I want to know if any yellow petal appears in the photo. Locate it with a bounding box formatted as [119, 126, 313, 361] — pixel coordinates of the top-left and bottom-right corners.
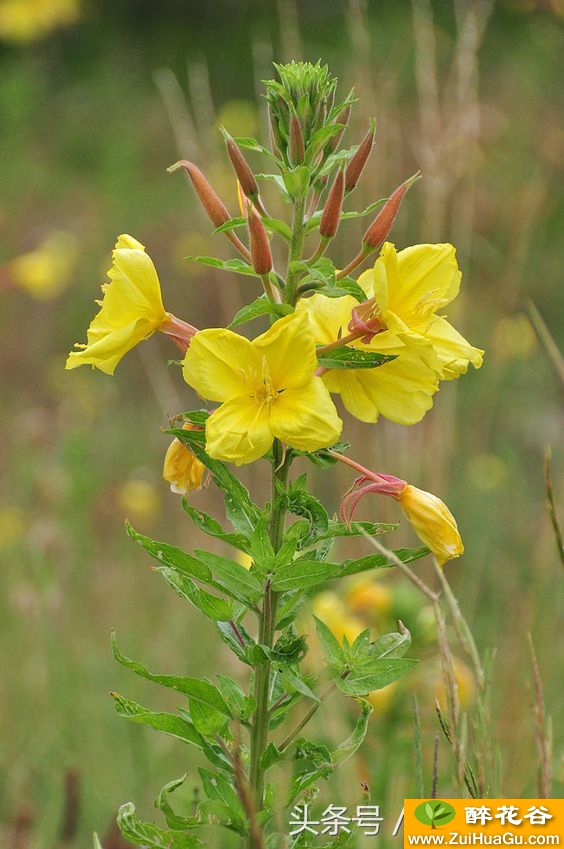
[425, 316, 484, 379]
[325, 342, 438, 425]
[205, 395, 273, 465]
[399, 484, 464, 565]
[269, 377, 342, 451]
[377, 242, 461, 330]
[295, 293, 354, 345]
[253, 311, 317, 390]
[182, 329, 259, 402]
[65, 235, 166, 374]
[65, 318, 153, 375]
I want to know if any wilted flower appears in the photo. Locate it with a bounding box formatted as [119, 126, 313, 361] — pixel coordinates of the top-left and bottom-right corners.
[181, 312, 342, 464]
[163, 425, 206, 495]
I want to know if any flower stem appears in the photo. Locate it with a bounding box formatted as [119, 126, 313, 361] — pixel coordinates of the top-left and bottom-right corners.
[284, 193, 307, 305]
[248, 440, 290, 832]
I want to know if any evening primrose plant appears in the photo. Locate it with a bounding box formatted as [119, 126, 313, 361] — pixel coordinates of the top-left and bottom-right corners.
[67, 62, 483, 848]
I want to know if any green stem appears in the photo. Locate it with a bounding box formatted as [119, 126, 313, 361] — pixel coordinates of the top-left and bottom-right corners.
[248, 441, 290, 832]
[284, 193, 306, 305]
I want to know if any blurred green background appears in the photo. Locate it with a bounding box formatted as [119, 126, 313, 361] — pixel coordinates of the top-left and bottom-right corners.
[0, 0, 563, 846]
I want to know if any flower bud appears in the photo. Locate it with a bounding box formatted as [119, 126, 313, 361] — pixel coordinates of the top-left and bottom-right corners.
[345, 119, 376, 193]
[163, 424, 206, 495]
[319, 168, 345, 239]
[246, 203, 272, 276]
[363, 172, 420, 250]
[398, 484, 464, 566]
[289, 111, 305, 165]
[221, 128, 260, 202]
[167, 160, 230, 228]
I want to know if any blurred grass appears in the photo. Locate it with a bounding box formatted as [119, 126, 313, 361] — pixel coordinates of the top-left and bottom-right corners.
[0, 0, 563, 846]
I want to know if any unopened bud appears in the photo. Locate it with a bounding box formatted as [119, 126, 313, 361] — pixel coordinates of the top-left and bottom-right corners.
[319, 168, 345, 239]
[168, 160, 230, 228]
[268, 105, 282, 159]
[345, 119, 376, 193]
[363, 172, 420, 250]
[289, 112, 305, 165]
[246, 203, 272, 276]
[221, 128, 260, 201]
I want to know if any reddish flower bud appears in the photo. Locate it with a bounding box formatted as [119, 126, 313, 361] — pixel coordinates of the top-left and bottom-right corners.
[363, 172, 420, 250]
[246, 203, 272, 276]
[221, 128, 260, 201]
[345, 119, 376, 192]
[168, 160, 230, 228]
[160, 313, 198, 353]
[319, 168, 345, 239]
[289, 113, 305, 165]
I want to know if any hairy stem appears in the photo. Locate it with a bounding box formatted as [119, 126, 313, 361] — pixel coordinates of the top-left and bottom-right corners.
[248, 440, 290, 835]
[284, 193, 307, 305]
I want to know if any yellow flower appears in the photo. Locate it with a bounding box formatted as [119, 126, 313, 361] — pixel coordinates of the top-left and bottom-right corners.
[118, 479, 159, 523]
[297, 293, 439, 424]
[359, 241, 484, 380]
[398, 484, 463, 565]
[344, 577, 393, 618]
[0, 0, 80, 43]
[65, 235, 167, 375]
[9, 231, 78, 301]
[163, 425, 206, 495]
[181, 311, 342, 465]
[235, 551, 253, 570]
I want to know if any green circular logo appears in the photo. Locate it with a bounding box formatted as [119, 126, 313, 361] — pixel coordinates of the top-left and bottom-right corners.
[415, 800, 456, 828]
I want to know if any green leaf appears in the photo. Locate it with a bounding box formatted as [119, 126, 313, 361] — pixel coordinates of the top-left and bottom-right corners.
[314, 616, 345, 672]
[249, 515, 275, 570]
[158, 567, 234, 621]
[318, 275, 368, 302]
[117, 802, 203, 848]
[216, 620, 255, 664]
[184, 255, 258, 277]
[369, 626, 412, 659]
[282, 165, 310, 197]
[93, 835, 103, 849]
[261, 742, 284, 770]
[256, 173, 291, 202]
[317, 346, 396, 370]
[112, 693, 205, 748]
[199, 768, 245, 831]
[154, 776, 203, 831]
[305, 198, 387, 233]
[294, 441, 350, 469]
[313, 519, 397, 543]
[213, 216, 245, 234]
[341, 545, 430, 576]
[305, 123, 346, 163]
[126, 523, 211, 583]
[337, 658, 417, 696]
[425, 803, 434, 821]
[169, 427, 261, 535]
[216, 675, 255, 722]
[229, 296, 293, 328]
[333, 699, 373, 764]
[181, 501, 250, 552]
[233, 136, 277, 160]
[271, 559, 344, 592]
[195, 550, 263, 604]
[279, 666, 320, 703]
[261, 216, 293, 241]
[112, 633, 230, 719]
[281, 478, 329, 547]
